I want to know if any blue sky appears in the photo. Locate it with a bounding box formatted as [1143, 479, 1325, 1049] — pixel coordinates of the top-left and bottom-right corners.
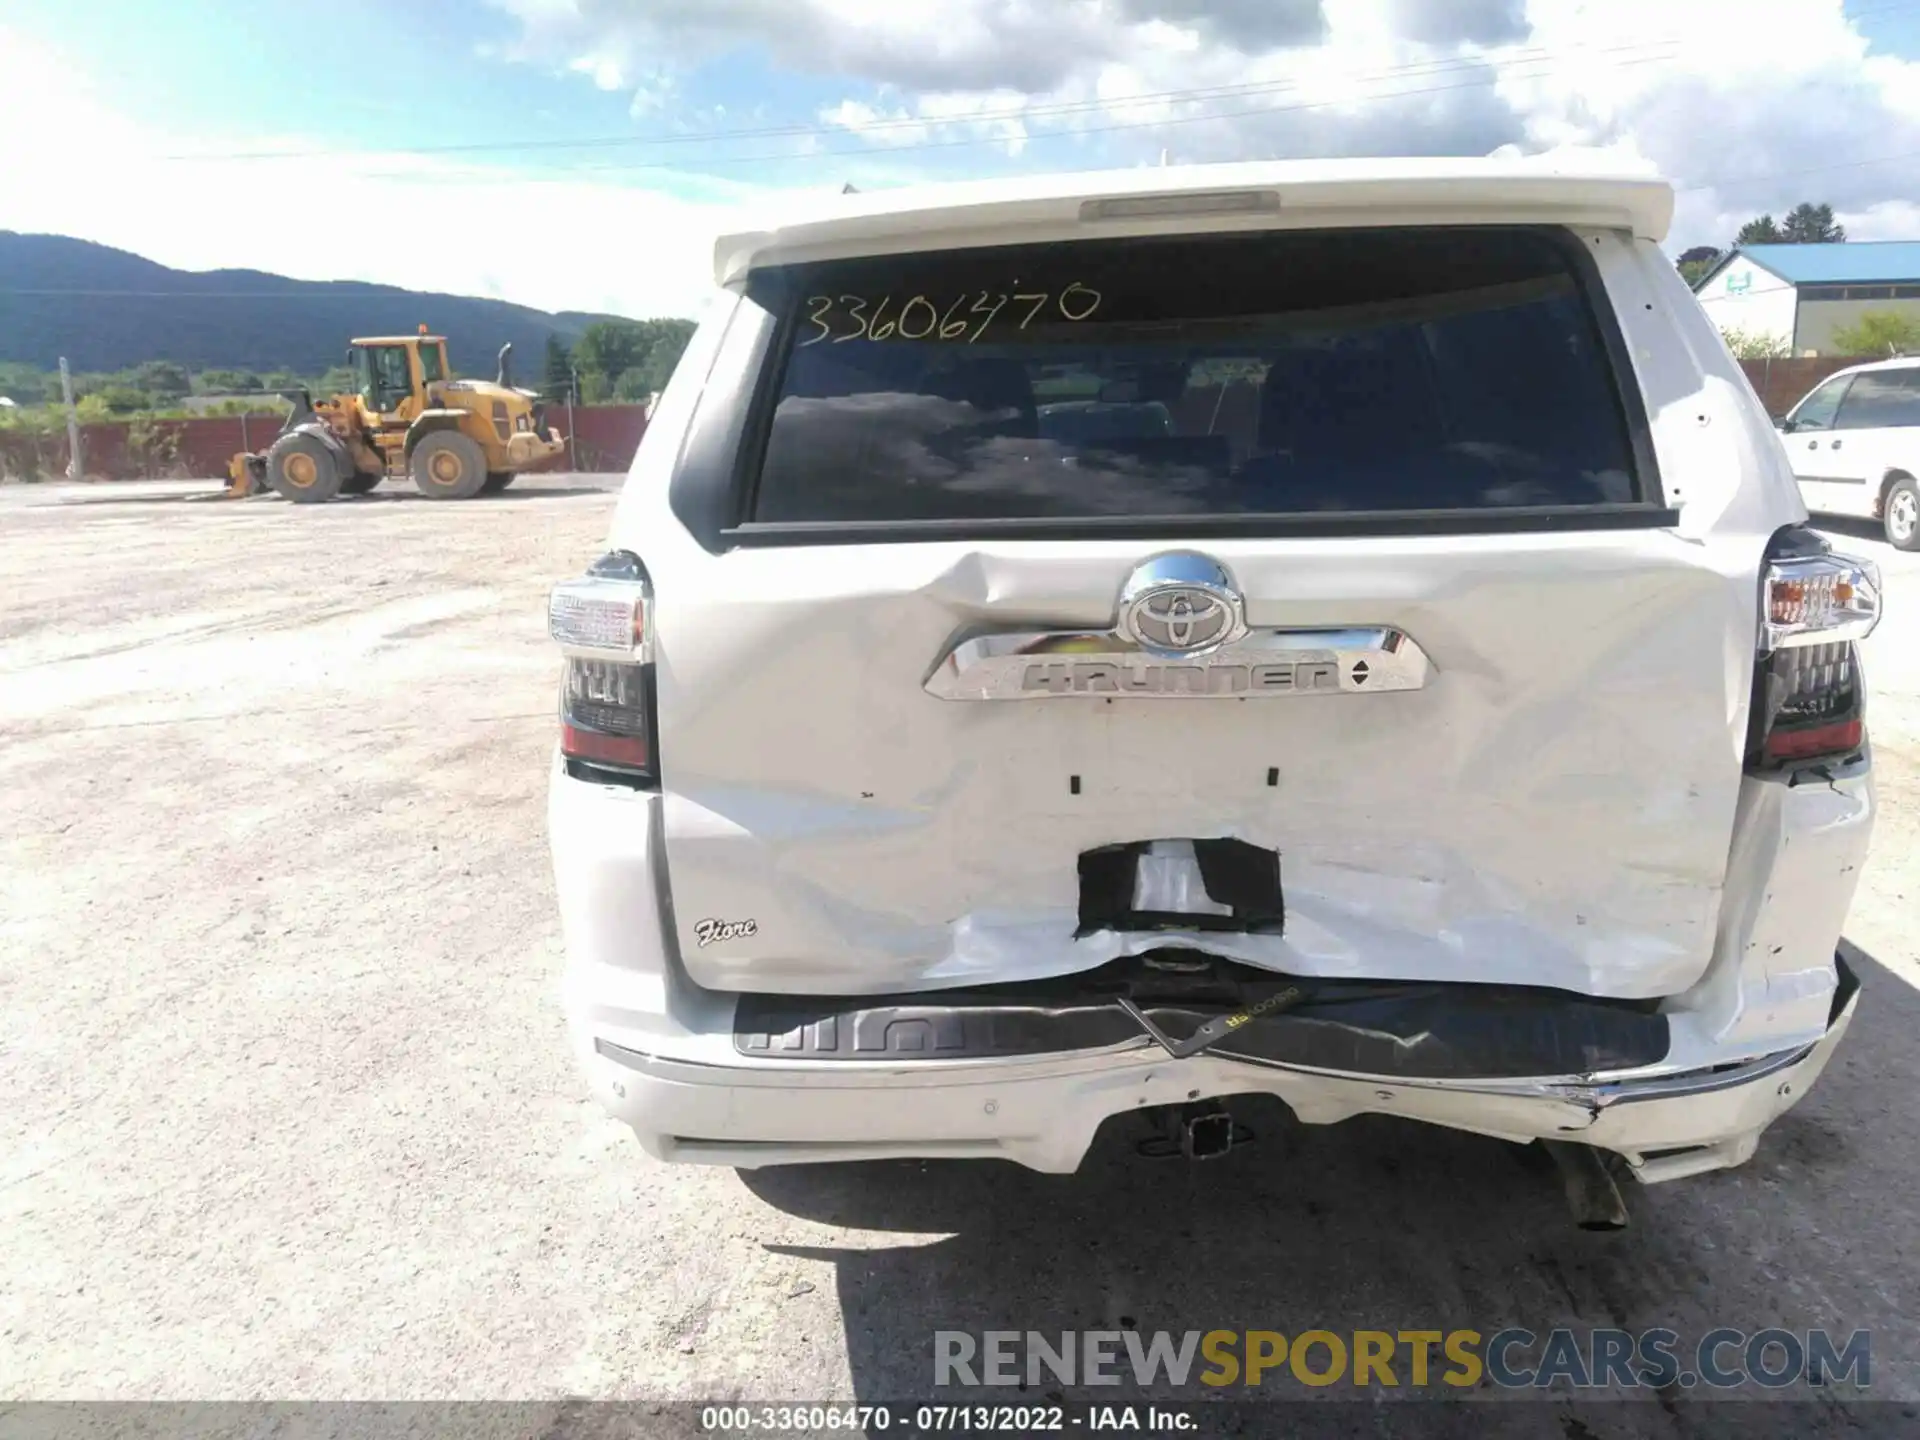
[6, 0, 1920, 317]
[5, 0, 831, 190]
[0, 0, 1136, 193]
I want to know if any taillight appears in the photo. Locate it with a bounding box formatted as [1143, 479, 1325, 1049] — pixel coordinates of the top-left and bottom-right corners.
[548, 550, 655, 786]
[1747, 529, 1880, 773]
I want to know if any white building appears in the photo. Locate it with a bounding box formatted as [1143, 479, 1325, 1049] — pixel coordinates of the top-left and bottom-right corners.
[1694, 241, 1920, 354]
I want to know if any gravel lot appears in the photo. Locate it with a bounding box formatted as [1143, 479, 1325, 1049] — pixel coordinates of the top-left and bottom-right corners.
[3, 476, 1918, 1425]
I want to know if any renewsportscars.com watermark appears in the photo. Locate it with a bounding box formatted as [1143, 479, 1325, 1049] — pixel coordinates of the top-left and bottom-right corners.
[935, 1328, 1871, 1391]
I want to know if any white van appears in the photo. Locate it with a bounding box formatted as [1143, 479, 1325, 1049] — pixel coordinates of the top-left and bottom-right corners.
[545, 158, 1880, 1218]
[1777, 355, 1920, 550]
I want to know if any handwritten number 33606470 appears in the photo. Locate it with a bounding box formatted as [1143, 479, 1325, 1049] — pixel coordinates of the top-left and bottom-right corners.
[797, 283, 1103, 346]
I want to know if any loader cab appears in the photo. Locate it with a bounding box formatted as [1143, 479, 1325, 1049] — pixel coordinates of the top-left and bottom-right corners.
[348, 335, 447, 419]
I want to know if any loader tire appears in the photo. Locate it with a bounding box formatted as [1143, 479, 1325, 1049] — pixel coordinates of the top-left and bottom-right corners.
[480, 471, 516, 494]
[410, 431, 489, 500]
[266, 432, 343, 504]
[339, 472, 382, 495]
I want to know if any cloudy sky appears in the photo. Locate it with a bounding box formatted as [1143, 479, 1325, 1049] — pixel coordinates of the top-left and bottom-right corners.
[4, 0, 1920, 319]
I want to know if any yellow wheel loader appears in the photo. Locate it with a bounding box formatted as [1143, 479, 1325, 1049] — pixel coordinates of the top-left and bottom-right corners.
[227, 329, 566, 503]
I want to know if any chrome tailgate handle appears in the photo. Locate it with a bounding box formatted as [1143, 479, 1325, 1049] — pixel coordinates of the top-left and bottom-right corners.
[925, 624, 1432, 700]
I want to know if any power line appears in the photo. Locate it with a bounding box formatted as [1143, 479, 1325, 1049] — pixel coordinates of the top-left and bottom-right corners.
[160, 0, 1918, 168]
[345, 45, 1695, 180]
[363, 15, 1920, 179]
[1676, 146, 1920, 193]
[164, 35, 1678, 162]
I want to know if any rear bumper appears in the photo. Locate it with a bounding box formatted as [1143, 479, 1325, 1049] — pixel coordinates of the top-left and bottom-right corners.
[551, 757, 1871, 1181]
[571, 958, 1855, 1182]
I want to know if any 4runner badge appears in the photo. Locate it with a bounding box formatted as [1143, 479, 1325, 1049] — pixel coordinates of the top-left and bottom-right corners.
[922, 552, 1434, 701]
[694, 917, 758, 947]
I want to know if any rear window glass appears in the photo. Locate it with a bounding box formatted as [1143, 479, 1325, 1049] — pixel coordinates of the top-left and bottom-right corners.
[747, 228, 1644, 523]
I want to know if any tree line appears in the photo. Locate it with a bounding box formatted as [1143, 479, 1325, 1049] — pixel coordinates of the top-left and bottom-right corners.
[0, 359, 337, 417]
[0, 316, 697, 419]
[1675, 201, 1847, 285]
[540, 318, 697, 404]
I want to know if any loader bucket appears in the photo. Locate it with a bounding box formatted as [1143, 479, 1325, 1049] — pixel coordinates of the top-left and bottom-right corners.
[223, 453, 267, 498]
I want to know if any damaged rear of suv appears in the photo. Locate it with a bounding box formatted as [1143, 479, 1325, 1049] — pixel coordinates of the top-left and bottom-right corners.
[548, 158, 1880, 1208]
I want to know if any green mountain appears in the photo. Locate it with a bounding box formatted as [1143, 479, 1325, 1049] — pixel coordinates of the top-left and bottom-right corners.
[0, 231, 625, 376]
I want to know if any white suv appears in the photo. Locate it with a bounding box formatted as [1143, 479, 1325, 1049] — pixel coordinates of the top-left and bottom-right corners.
[1777, 356, 1920, 550]
[546, 159, 1880, 1216]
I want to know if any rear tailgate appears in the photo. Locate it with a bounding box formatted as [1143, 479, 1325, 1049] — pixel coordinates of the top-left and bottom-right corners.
[646, 213, 1758, 1000]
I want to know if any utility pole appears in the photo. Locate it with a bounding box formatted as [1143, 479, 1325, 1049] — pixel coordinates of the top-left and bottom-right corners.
[568, 366, 580, 472]
[59, 357, 82, 481]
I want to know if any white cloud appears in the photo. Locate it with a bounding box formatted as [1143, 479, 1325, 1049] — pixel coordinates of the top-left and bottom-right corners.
[491, 0, 1149, 95]
[1842, 200, 1920, 240]
[0, 25, 756, 319]
[491, 0, 1920, 254]
[572, 54, 628, 90]
[821, 91, 1034, 155]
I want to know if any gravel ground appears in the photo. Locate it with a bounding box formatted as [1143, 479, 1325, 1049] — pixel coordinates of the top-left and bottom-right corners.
[2, 476, 1918, 1428]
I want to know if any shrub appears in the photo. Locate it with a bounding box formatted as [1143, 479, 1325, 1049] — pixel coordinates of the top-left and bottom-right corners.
[1827, 311, 1920, 357]
[1719, 326, 1792, 359]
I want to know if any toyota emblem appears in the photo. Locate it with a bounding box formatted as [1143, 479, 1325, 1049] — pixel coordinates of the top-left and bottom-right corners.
[1117, 553, 1246, 655]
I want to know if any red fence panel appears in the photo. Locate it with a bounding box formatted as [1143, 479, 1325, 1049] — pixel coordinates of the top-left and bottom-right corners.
[1, 405, 652, 481]
[552, 404, 649, 474]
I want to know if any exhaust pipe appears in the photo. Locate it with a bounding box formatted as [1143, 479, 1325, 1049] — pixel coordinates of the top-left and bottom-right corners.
[1540, 1140, 1629, 1231]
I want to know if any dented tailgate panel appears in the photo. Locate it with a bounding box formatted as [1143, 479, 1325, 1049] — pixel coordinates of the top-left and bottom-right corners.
[649, 528, 1760, 999]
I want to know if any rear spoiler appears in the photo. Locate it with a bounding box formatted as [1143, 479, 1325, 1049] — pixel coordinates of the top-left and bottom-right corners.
[715, 158, 1674, 283]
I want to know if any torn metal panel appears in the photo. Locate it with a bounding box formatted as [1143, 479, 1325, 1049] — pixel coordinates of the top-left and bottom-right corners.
[1078, 838, 1285, 938]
